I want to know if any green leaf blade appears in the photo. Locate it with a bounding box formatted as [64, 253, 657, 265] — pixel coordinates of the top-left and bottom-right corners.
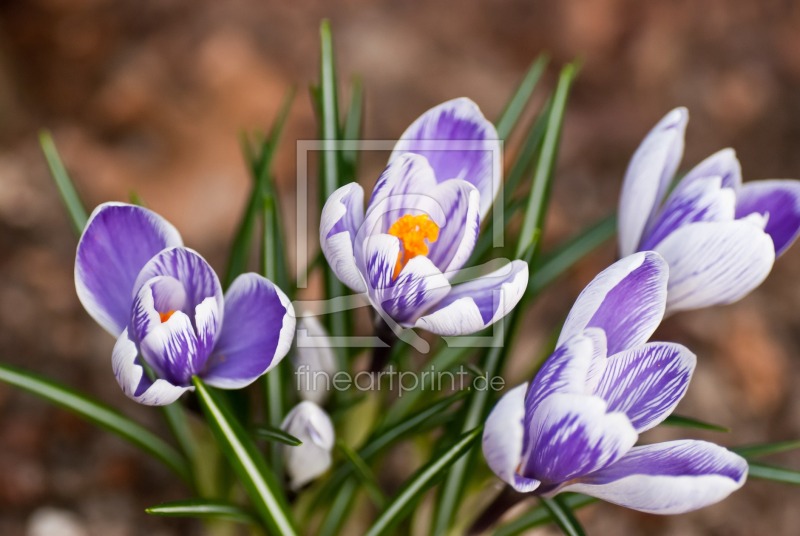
[661, 414, 730, 433]
[748, 461, 800, 486]
[253, 425, 302, 446]
[495, 55, 549, 140]
[495, 494, 596, 536]
[39, 130, 89, 234]
[146, 499, 257, 524]
[539, 496, 586, 536]
[735, 440, 800, 460]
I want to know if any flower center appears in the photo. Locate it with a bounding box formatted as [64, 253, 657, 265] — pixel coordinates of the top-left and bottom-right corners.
[159, 310, 176, 323]
[387, 214, 439, 279]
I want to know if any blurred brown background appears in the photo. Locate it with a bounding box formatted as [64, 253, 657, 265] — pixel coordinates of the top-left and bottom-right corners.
[2, 0, 800, 534]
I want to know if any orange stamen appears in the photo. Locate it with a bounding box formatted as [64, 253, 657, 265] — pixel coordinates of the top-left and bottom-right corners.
[159, 310, 176, 323]
[387, 214, 439, 279]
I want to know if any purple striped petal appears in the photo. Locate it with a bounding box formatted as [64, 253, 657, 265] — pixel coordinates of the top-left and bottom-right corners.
[735, 179, 800, 256]
[593, 343, 696, 433]
[655, 217, 775, 314]
[564, 440, 748, 514]
[138, 310, 200, 386]
[320, 182, 367, 293]
[618, 108, 688, 256]
[640, 175, 736, 251]
[482, 383, 541, 493]
[130, 276, 188, 343]
[415, 260, 528, 336]
[75, 203, 183, 336]
[390, 98, 500, 217]
[519, 393, 637, 485]
[680, 148, 742, 191]
[111, 328, 192, 406]
[558, 252, 668, 355]
[524, 332, 598, 418]
[132, 247, 224, 324]
[425, 180, 481, 275]
[203, 273, 295, 389]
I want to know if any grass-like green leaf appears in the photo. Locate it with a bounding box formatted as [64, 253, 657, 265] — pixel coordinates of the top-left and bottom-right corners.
[0, 364, 190, 483]
[224, 90, 294, 288]
[748, 461, 800, 485]
[516, 63, 578, 260]
[365, 426, 482, 536]
[734, 439, 800, 459]
[253, 425, 302, 446]
[39, 130, 89, 234]
[341, 75, 364, 179]
[318, 479, 358, 536]
[539, 496, 586, 536]
[319, 19, 341, 198]
[336, 441, 387, 509]
[146, 499, 257, 524]
[527, 213, 616, 298]
[495, 55, 549, 140]
[495, 494, 596, 536]
[661, 414, 730, 433]
[192, 377, 297, 535]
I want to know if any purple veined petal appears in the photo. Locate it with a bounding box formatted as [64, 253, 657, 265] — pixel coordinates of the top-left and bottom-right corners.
[281, 401, 335, 490]
[195, 297, 221, 367]
[558, 251, 668, 355]
[655, 217, 775, 314]
[593, 343, 696, 433]
[75, 202, 183, 337]
[640, 175, 736, 251]
[482, 383, 541, 493]
[414, 260, 528, 336]
[618, 108, 688, 256]
[320, 182, 368, 293]
[735, 179, 800, 256]
[138, 310, 200, 387]
[563, 440, 748, 514]
[112, 328, 193, 406]
[130, 275, 189, 343]
[365, 153, 439, 232]
[203, 273, 295, 389]
[425, 180, 481, 276]
[133, 247, 224, 326]
[519, 393, 637, 486]
[376, 254, 451, 326]
[680, 148, 742, 191]
[390, 98, 501, 218]
[524, 331, 600, 418]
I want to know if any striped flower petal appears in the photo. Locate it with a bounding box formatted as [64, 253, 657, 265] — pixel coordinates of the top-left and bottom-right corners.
[320, 182, 367, 293]
[735, 179, 800, 256]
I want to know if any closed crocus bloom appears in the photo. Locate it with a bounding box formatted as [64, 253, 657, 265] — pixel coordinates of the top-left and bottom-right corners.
[320, 99, 528, 336]
[281, 401, 335, 490]
[75, 203, 295, 405]
[618, 108, 800, 314]
[293, 316, 337, 404]
[482, 252, 747, 514]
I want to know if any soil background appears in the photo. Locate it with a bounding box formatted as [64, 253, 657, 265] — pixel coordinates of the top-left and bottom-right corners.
[1, 1, 800, 534]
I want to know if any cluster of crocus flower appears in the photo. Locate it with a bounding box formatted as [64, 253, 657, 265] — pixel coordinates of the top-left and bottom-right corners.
[75, 203, 295, 405]
[482, 252, 748, 513]
[320, 98, 528, 336]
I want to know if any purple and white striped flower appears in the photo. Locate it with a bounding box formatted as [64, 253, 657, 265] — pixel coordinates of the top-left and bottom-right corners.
[75, 202, 295, 406]
[482, 252, 747, 514]
[281, 401, 335, 490]
[320, 98, 528, 336]
[618, 108, 800, 313]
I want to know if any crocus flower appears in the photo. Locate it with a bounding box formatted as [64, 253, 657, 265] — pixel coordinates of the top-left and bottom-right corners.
[281, 401, 335, 490]
[618, 108, 800, 313]
[75, 202, 295, 405]
[320, 98, 528, 336]
[482, 252, 747, 514]
[293, 316, 338, 404]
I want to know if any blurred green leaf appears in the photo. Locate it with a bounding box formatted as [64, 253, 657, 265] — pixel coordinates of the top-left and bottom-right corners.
[318, 479, 358, 536]
[748, 461, 800, 485]
[224, 89, 294, 288]
[662, 414, 730, 433]
[39, 130, 88, 234]
[494, 494, 596, 536]
[319, 19, 341, 197]
[253, 425, 302, 446]
[0, 364, 190, 483]
[365, 427, 482, 536]
[495, 55, 549, 140]
[735, 440, 800, 459]
[337, 441, 387, 509]
[341, 75, 364, 180]
[539, 496, 586, 536]
[192, 377, 297, 535]
[527, 213, 616, 298]
[146, 499, 257, 524]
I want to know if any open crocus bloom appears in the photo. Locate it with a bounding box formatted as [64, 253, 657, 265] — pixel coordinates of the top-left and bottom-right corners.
[482, 252, 748, 514]
[75, 203, 295, 405]
[320, 98, 528, 336]
[618, 107, 800, 314]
